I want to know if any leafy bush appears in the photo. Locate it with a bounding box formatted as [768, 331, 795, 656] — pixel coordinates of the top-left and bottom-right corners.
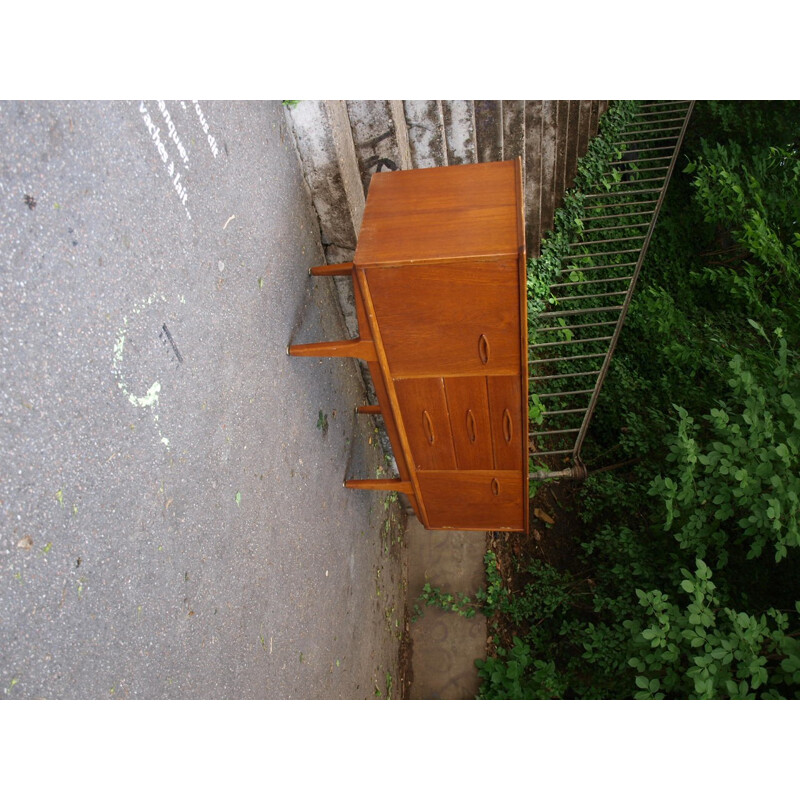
[650, 337, 800, 567]
[625, 559, 800, 699]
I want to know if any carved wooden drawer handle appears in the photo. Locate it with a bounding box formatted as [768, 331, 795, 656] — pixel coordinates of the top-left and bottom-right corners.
[503, 408, 513, 443]
[491, 478, 500, 496]
[478, 334, 490, 365]
[466, 409, 477, 443]
[422, 410, 435, 445]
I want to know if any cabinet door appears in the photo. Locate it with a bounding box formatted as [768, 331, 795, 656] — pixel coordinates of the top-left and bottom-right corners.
[417, 470, 525, 531]
[365, 261, 521, 378]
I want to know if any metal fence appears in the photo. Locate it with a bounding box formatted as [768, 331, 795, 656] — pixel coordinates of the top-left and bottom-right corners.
[529, 101, 696, 480]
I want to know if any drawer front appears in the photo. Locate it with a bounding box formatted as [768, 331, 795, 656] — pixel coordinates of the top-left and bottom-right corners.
[488, 376, 524, 471]
[394, 378, 456, 471]
[364, 261, 521, 377]
[444, 377, 493, 470]
[417, 470, 525, 531]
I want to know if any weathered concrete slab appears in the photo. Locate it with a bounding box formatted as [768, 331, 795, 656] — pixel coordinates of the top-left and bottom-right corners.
[475, 100, 503, 163]
[524, 100, 544, 257]
[346, 100, 410, 197]
[540, 100, 559, 237]
[503, 100, 526, 170]
[325, 100, 366, 241]
[284, 100, 358, 256]
[403, 101, 447, 169]
[406, 518, 486, 700]
[442, 101, 476, 165]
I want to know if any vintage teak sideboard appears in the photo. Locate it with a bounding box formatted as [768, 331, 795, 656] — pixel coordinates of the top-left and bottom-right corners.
[289, 159, 529, 531]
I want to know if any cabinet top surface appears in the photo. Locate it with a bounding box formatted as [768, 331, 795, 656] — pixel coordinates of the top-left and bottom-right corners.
[355, 160, 524, 266]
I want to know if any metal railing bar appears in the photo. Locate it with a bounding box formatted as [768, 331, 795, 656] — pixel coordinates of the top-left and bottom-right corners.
[603, 166, 671, 176]
[580, 209, 656, 222]
[532, 366, 604, 379]
[612, 131, 680, 145]
[530, 370, 602, 382]
[538, 304, 625, 318]
[576, 222, 651, 234]
[530, 448, 576, 456]
[608, 155, 673, 166]
[626, 116, 688, 125]
[583, 187, 664, 199]
[582, 199, 660, 211]
[609, 178, 670, 189]
[535, 319, 619, 333]
[609, 144, 678, 153]
[614, 168, 670, 177]
[552, 289, 629, 303]
[634, 105, 691, 114]
[531, 427, 582, 436]
[568, 235, 645, 247]
[563, 248, 642, 259]
[612, 137, 679, 147]
[550, 275, 634, 288]
[542, 407, 590, 416]
[618, 125, 684, 136]
[529, 350, 608, 364]
[530, 336, 613, 349]
[559, 262, 639, 272]
[607, 170, 671, 181]
[537, 388, 595, 398]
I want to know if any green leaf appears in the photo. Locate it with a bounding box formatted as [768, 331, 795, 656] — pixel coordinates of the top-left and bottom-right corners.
[747, 318, 767, 339]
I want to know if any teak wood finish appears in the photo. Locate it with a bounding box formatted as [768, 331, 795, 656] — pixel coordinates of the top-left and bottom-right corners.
[289, 159, 529, 531]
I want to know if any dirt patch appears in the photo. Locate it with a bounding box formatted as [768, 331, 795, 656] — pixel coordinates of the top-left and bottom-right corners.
[398, 609, 413, 699]
[372, 495, 411, 699]
[486, 479, 586, 651]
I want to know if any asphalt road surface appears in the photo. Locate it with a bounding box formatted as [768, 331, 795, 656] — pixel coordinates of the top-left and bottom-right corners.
[0, 100, 406, 699]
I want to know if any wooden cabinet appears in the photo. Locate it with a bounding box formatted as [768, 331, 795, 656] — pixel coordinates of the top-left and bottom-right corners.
[289, 160, 529, 532]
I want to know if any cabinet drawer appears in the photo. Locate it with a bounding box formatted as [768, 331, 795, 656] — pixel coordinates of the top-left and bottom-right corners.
[365, 261, 520, 377]
[394, 378, 456, 471]
[417, 470, 525, 531]
[488, 376, 524, 471]
[444, 377, 493, 470]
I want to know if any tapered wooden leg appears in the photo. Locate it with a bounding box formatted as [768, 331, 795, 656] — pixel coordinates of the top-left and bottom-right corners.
[344, 478, 413, 494]
[309, 262, 353, 277]
[356, 405, 381, 415]
[288, 338, 377, 361]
